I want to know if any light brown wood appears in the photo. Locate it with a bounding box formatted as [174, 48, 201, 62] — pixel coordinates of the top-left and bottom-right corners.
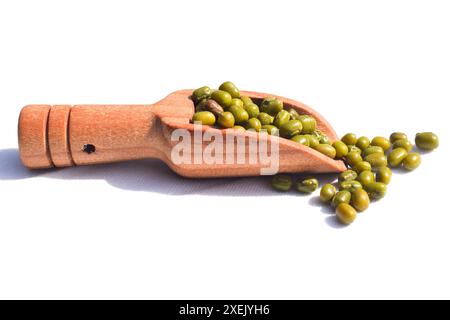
[18, 105, 52, 168]
[18, 90, 347, 177]
[48, 105, 73, 167]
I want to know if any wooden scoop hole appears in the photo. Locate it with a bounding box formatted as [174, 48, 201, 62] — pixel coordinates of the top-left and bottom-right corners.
[82, 144, 96, 154]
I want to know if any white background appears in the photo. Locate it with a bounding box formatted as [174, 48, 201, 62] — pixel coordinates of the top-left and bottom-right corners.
[0, 0, 449, 299]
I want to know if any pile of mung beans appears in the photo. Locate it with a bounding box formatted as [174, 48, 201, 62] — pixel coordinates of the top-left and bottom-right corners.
[191, 82, 334, 156]
[273, 131, 439, 225]
[191, 82, 439, 225]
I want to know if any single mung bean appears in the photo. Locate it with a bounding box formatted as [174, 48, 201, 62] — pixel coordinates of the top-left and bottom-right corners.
[356, 136, 371, 151]
[388, 147, 408, 167]
[339, 170, 358, 182]
[230, 98, 244, 108]
[364, 182, 387, 200]
[336, 203, 357, 225]
[211, 90, 232, 108]
[261, 96, 283, 115]
[271, 175, 292, 191]
[320, 184, 337, 203]
[217, 111, 235, 128]
[331, 190, 352, 208]
[357, 170, 375, 186]
[288, 108, 301, 120]
[390, 132, 408, 143]
[348, 145, 362, 154]
[313, 144, 336, 159]
[353, 161, 372, 174]
[351, 188, 370, 212]
[198, 99, 223, 116]
[228, 105, 249, 123]
[402, 153, 421, 171]
[392, 139, 413, 152]
[241, 96, 254, 106]
[245, 118, 262, 132]
[219, 81, 240, 99]
[291, 135, 309, 146]
[244, 103, 260, 118]
[315, 131, 330, 144]
[306, 135, 320, 148]
[415, 132, 439, 150]
[321, 135, 331, 145]
[339, 180, 363, 193]
[341, 133, 358, 146]
[296, 178, 319, 194]
[261, 125, 279, 136]
[364, 153, 387, 170]
[362, 146, 384, 158]
[258, 112, 274, 125]
[280, 120, 303, 138]
[376, 166, 392, 185]
[299, 115, 317, 134]
[192, 86, 212, 103]
[274, 110, 291, 128]
[346, 151, 363, 167]
[371, 136, 391, 151]
[195, 99, 208, 112]
[332, 141, 349, 159]
[192, 111, 216, 126]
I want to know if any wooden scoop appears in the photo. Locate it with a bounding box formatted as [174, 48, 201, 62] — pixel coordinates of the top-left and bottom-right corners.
[18, 90, 346, 177]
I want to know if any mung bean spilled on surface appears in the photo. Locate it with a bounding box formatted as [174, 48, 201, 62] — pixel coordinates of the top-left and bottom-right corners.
[336, 203, 357, 225]
[296, 178, 319, 194]
[415, 132, 439, 150]
[190, 83, 439, 226]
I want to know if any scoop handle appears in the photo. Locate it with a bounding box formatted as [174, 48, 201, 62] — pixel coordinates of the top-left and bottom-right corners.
[18, 104, 161, 169]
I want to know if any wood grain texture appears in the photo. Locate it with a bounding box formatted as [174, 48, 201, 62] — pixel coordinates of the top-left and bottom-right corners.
[69, 105, 162, 165]
[17, 90, 347, 177]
